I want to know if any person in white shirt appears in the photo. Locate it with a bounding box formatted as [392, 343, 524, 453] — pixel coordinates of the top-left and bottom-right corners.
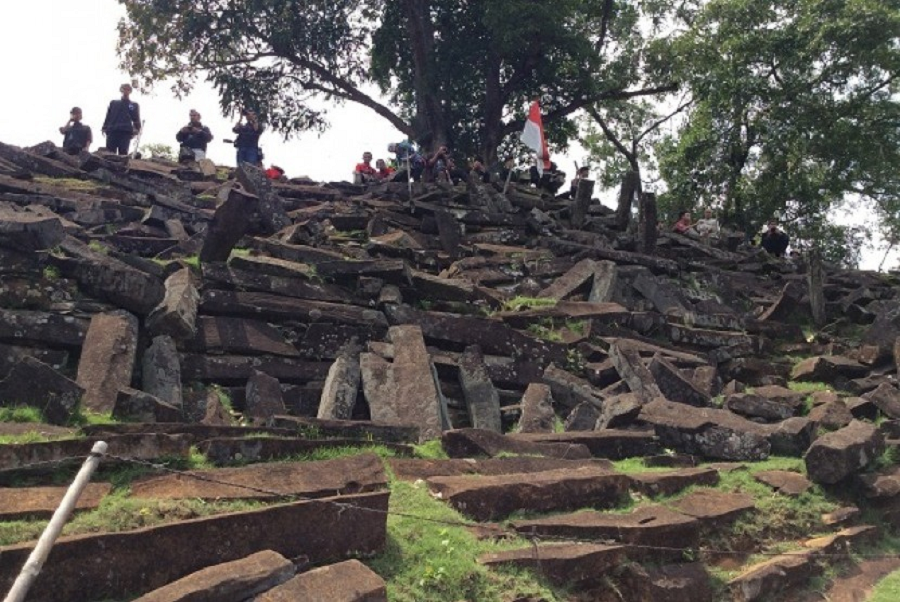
[695, 208, 720, 240]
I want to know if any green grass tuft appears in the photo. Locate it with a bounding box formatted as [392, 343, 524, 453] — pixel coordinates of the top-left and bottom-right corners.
[502, 296, 557, 312]
[0, 406, 45, 423]
[413, 439, 449, 460]
[365, 479, 566, 602]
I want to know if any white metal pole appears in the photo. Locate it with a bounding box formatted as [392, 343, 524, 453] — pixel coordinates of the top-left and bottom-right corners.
[3, 441, 108, 602]
[503, 167, 514, 195]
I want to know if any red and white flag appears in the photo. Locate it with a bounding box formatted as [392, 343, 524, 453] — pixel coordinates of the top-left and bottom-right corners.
[520, 100, 551, 175]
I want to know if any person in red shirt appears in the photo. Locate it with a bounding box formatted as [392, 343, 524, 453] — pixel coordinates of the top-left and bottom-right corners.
[265, 165, 286, 181]
[672, 210, 700, 237]
[354, 151, 377, 183]
[374, 158, 395, 181]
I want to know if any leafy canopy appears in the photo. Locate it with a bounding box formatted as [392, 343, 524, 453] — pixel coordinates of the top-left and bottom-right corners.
[116, 0, 674, 159]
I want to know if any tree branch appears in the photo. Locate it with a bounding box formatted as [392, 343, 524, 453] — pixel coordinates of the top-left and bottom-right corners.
[500, 82, 679, 137]
[586, 106, 634, 163]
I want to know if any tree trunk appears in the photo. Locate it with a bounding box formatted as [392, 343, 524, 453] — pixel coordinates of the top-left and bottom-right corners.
[480, 49, 504, 165]
[615, 170, 641, 230]
[807, 249, 827, 327]
[571, 178, 595, 229]
[403, 0, 448, 151]
[639, 192, 658, 254]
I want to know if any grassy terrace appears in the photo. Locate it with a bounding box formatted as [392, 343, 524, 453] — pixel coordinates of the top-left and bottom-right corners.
[1, 437, 896, 601]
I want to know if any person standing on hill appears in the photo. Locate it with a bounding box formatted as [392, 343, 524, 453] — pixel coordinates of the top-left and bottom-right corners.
[102, 83, 141, 155]
[232, 108, 263, 166]
[59, 107, 92, 155]
[176, 109, 213, 161]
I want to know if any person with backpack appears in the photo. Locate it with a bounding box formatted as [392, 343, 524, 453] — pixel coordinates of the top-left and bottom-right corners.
[232, 108, 263, 166]
[59, 107, 92, 155]
[101, 83, 141, 155]
[175, 109, 213, 161]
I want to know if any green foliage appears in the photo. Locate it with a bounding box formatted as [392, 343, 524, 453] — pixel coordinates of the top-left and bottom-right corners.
[32, 176, 100, 192]
[87, 240, 109, 255]
[413, 439, 449, 460]
[0, 406, 44, 423]
[181, 255, 200, 269]
[657, 0, 900, 266]
[365, 480, 565, 601]
[42, 265, 61, 281]
[117, 0, 673, 160]
[502, 296, 557, 312]
[140, 143, 176, 162]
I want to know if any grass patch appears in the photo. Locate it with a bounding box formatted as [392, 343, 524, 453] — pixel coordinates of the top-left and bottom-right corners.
[366, 479, 566, 602]
[33, 176, 100, 192]
[0, 406, 44, 423]
[228, 247, 252, 260]
[0, 489, 265, 547]
[289, 444, 401, 463]
[502, 296, 557, 312]
[696, 457, 839, 551]
[87, 240, 109, 255]
[68, 410, 119, 427]
[413, 439, 449, 460]
[182, 255, 200, 269]
[526, 322, 563, 342]
[787, 381, 832, 394]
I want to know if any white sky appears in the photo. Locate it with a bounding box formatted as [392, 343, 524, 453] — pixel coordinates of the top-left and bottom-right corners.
[0, 0, 894, 269]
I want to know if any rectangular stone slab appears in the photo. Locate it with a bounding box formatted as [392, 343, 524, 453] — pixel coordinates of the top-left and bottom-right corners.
[130, 452, 387, 500]
[478, 542, 625, 586]
[511, 505, 700, 561]
[199, 437, 412, 465]
[132, 550, 296, 602]
[0, 491, 389, 602]
[0, 482, 112, 520]
[0, 434, 192, 474]
[427, 466, 630, 521]
[388, 457, 613, 481]
[508, 430, 659, 459]
[255, 559, 387, 602]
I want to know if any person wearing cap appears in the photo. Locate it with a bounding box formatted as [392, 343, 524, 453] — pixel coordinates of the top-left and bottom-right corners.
[59, 107, 92, 155]
[387, 141, 424, 181]
[176, 109, 213, 161]
[102, 83, 141, 155]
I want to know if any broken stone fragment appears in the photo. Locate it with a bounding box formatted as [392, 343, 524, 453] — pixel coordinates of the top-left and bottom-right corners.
[77, 310, 139, 414]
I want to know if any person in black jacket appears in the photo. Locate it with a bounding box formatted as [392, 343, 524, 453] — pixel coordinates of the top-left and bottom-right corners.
[59, 107, 92, 155]
[102, 83, 141, 155]
[760, 219, 790, 257]
[232, 108, 263, 166]
[176, 109, 213, 162]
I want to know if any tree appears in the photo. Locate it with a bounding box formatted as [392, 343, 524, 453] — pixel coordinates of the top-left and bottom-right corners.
[656, 0, 900, 263]
[116, 0, 675, 162]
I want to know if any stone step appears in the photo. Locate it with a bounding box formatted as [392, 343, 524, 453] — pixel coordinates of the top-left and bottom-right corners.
[199, 437, 412, 466]
[132, 550, 295, 602]
[478, 542, 625, 586]
[0, 491, 389, 602]
[0, 482, 112, 520]
[388, 456, 613, 481]
[506, 429, 659, 459]
[511, 505, 700, 561]
[426, 466, 630, 521]
[130, 453, 387, 501]
[728, 552, 815, 602]
[255, 559, 387, 602]
[628, 467, 720, 497]
[441, 428, 591, 460]
[671, 489, 755, 528]
[0, 433, 192, 475]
